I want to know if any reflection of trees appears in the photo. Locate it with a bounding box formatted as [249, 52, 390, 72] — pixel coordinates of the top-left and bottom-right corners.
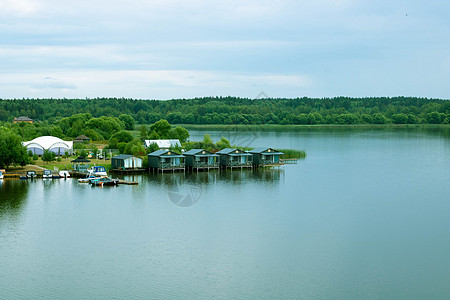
[0, 180, 29, 218]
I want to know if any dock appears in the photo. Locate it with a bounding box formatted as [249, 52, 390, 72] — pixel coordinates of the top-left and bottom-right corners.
[117, 180, 139, 185]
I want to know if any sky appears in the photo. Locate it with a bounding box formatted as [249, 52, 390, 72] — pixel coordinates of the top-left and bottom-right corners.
[0, 0, 449, 99]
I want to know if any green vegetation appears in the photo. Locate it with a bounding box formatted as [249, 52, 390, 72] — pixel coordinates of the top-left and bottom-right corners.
[0, 130, 30, 169]
[0, 97, 449, 125]
[277, 149, 307, 159]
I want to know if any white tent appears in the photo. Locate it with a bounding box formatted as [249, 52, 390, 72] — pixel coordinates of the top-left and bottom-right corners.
[144, 139, 181, 149]
[22, 136, 73, 155]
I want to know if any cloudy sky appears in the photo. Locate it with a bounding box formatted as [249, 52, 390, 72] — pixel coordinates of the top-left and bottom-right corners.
[1, 0, 449, 99]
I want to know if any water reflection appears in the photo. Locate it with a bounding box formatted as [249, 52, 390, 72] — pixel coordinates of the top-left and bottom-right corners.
[146, 169, 284, 207]
[0, 179, 30, 219]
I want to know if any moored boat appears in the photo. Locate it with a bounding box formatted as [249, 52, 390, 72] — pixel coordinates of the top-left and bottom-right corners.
[78, 175, 101, 183]
[27, 171, 36, 179]
[43, 169, 53, 179]
[59, 170, 70, 178]
[88, 166, 108, 177]
[90, 177, 119, 187]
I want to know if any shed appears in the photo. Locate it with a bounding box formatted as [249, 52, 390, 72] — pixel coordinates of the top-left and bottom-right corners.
[111, 154, 143, 169]
[216, 148, 253, 168]
[184, 149, 219, 170]
[148, 149, 185, 172]
[249, 147, 284, 166]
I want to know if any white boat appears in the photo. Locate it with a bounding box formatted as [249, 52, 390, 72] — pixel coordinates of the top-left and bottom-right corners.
[88, 166, 108, 177]
[78, 175, 101, 183]
[59, 170, 70, 178]
[43, 169, 53, 179]
[0, 171, 3, 179]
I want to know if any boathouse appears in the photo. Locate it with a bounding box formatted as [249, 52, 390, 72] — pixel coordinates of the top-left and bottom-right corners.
[71, 156, 91, 172]
[111, 155, 143, 169]
[183, 149, 219, 171]
[148, 149, 185, 172]
[249, 147, 284, 166]
[216, 148, 253, 169]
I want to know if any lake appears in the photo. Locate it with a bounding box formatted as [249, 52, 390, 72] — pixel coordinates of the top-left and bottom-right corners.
[1, 127, 449, 299]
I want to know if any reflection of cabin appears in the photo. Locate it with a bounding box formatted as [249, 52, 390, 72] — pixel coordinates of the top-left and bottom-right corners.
[249, 147, 284, 166]
[13, 116, 34, 124]
[73, 134, 90, 143]
[216, 148, 253, 169]
[148, 150, 185, 172]
[71, 156, 91, 171]
[184, 149, 219, 171]
[111, 155, 143, 169]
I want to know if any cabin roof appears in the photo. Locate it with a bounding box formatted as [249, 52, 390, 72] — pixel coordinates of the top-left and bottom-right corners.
[148, 149, 184, 158]
[249, 147, 284, 155]
[71, 156, 91, 163]
[183, 149, 219, 157]
[216, 148, 251, 156]
[112, 154, 133, 160]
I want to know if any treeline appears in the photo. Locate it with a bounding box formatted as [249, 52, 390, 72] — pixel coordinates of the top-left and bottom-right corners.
[0, 96, 449, 125]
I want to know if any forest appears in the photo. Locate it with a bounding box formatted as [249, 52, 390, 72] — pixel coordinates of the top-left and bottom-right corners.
[0, 96, 449, 125]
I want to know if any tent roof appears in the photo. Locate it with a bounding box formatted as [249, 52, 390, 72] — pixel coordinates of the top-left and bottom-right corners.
[22, 136, 73, 150]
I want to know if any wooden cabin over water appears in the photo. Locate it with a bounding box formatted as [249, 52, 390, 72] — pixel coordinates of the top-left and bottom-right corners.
[249, 147, 284, 167]
[111, 155, 143, 170]
[184, 149, 219, 171]
[148, 149, 185, 172]
[216, 148, 253, 169]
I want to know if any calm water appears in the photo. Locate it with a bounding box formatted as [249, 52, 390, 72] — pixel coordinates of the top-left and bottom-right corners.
[1, 127, 449, 299]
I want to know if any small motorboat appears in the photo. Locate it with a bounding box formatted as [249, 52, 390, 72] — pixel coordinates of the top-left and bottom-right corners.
[26, 170, 36, 179]
[78, 175, 100, 183]
[59, 170, 70, 178]
[88, 166, 108, 177]
[43, 169, 53, 179]
[90, 177, 119, 187]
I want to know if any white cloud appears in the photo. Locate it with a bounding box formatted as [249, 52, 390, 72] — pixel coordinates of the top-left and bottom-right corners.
[0, 0, 39, 16]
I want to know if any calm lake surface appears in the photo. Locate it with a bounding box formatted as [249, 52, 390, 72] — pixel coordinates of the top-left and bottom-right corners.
[1, 127, 449, 299]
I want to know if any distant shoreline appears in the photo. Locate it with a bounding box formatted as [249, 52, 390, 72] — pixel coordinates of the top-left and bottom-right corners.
[175, 124, 450, 130]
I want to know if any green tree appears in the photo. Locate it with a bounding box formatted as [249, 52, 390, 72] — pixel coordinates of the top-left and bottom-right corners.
[0, 131, 30, 168]
[149, 119, 171, 138]
[109, 130, 134, 148]
[42, 149, 55, 162]
[119, 114, 135, 130]
[169, 126, 190, 143]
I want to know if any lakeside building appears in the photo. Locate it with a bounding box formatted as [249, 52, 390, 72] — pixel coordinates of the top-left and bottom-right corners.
[71, 156, 91, 172]
[22, 136, 73, 155]
[249, 147, 284, 167]
[183, 149, 220, 171]
[111, 155, 143, 170]
[216, 148, 253, 169]
[148, 149, 185, 172]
